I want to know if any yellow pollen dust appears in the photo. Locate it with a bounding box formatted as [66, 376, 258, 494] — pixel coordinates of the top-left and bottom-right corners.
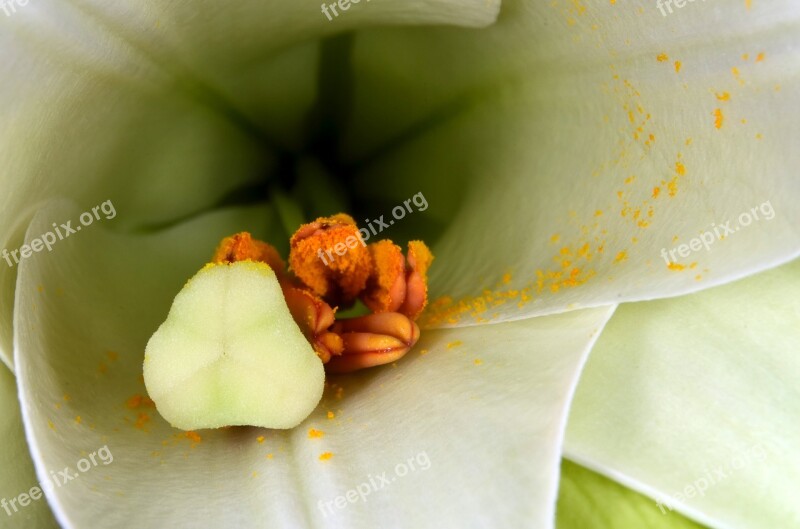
[308, 428, 324, 439]
[134, 412, 151, 430]
[713, 108, 724, 129]
[126, 394, 155, 409]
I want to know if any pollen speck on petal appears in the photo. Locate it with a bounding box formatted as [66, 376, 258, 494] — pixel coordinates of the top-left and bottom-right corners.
[308, 428, 324, 439]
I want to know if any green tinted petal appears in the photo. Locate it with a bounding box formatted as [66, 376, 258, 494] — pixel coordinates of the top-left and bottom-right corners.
[0, 0, 499, 368]
[0, 366, 58, 528]
[565, 259, 800, 528]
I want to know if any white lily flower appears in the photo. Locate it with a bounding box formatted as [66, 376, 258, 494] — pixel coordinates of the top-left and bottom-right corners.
[0, 0, 798, 528]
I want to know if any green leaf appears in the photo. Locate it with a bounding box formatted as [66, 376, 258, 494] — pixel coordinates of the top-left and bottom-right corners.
[557, 459, 706, 529]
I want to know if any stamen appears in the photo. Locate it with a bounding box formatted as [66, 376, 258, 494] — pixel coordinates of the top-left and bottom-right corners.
[289, 214, 372, 308]
[359, 240, 433, 321]
[210, 221, 433, 374]
[326, 313, 420, 374]
[281, 285, 343, 363]
[399, 241, 434, 320]
[212, 232, 286, 275]
[360, 240, 406, 313]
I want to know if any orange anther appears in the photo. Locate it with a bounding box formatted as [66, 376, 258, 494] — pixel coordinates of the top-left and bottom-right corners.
[282, 285, 343, 363]
[212, 232, 287, 278]
[289, 214, 372, 308]
[361, 240, 406, 313]
[326, 312, 420, 373]
[398, 240, 433, 320]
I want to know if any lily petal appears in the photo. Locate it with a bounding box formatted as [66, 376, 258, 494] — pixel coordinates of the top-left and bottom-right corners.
[0, 366, 58, 528]
[565, 258, 800, 528]
[14, 201, 614, 527]
[345, 0, 800, 328]
[0, 19, 276, 366]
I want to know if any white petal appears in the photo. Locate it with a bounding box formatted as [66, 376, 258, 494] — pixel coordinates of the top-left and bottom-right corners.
[564, 259, 800, 528]
[345, 0, 800, 328]
[14, 201, 613, 528]
[0, 0, 499, 367]
[0, 15, 278, 366]
[0, 366, 58, 528]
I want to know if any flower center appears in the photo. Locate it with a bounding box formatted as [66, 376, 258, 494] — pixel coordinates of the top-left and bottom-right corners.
[211, 214, 433, 373]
